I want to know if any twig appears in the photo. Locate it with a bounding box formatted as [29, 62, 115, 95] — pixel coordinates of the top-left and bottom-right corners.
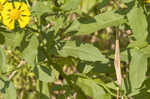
[114, 29, 123, 99]
[8, 61, 25, 80]
[90, 31, 98, 43]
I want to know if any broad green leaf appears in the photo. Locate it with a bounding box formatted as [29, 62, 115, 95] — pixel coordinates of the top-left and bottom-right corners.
[0, 47, 7, 73]
[59, 41, 108, 62]
[66, 11, 127, 35]
[62, 0, 80, 11]
[129, 49, 147, 91]
[76, 77, 106, 99]
[127, 6, 148, 41]
[23, 35, 39, 68]
[35, 65, 57, 83]
[1, 81, 17, 99]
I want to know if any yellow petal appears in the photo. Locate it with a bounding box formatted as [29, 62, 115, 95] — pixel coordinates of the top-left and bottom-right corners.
[7, 20, 15, 30]
[18, 16, 30, 28]
[20, 2, 30, 16]
[0, 0, 6, 5]
[21, 9, 30, 16]
[1, 2, 12, 24]
[2, 2, 12, 12]
[20, 2, 29, 10]
[14, 2, 21, 9]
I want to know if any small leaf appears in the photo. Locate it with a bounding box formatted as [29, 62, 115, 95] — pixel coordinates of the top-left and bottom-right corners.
[128, 41, 148, 49]
[76, 77, 106, 99]
[23, 35, 39, 68]
[0, 79, 4, 90]
[1, 81, 17, 99]
[80, 0, 97, 14]
[36, 81, 50, 99]
[63, 0, 80, 11]
[3, 32, 24, 49]
[140, 46, 150, 57]
[35, 65, 57, 83]
[127, 6, 148, 41]
[0, 47, 7, 73]
[31, 1, 52, 17]
[129, 49, 147, 91]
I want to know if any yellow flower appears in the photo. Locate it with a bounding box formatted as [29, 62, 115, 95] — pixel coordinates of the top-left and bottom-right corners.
[0, 0, 7, 20]
[2, 2, 30, 30]
[146, 0, 150, 3]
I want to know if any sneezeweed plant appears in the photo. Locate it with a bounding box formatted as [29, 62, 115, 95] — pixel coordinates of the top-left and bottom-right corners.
[1, 0, 150, 99]
[1, 1, 30, 30]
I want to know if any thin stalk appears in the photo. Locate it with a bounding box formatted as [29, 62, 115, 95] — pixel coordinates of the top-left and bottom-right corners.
[114, 29, 123, 99]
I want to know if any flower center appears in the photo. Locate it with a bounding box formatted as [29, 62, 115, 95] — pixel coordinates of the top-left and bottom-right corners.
[10, 9, 20, 20]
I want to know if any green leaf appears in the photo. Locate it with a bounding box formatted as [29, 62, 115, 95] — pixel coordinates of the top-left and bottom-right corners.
[3, 32, 24, 49]
[98, 0, 109, 9]
[78, 61, 114, 73]
[0, 33, 5, 44]
[1, 81, 17, 99]
[140, 45, 150, 57]
[23, 35, 39, 68]
[0, 47, 7, 73]
[62, 0, 80, 11]
[127, 6, 148, 41]
[36, 81, 50, 99]
[133, 91, 150, 99]
[59, 41, 108, 62]
[80, 0, 97, 14]
[129, 49, 147, 91]
[35, 65, 57, 83]
[76, 77, 106, 99]
[82, 64, 94, 74]
[66, 11, 127, 35]
[106, 81, 118, 91]
[121, 0, 134, 3]
[31, 1, 52, 17]
[128, 41, 148, 49]
[109, 50, 129, 63]
[0, 79, 4, 90]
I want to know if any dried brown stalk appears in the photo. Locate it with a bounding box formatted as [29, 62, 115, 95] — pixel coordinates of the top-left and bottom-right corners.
[90, 31, 98, 43]
[114, 29, 123, 99]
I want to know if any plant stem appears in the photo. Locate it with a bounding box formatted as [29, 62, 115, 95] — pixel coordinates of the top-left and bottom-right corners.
[114, 28, 123, 99]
